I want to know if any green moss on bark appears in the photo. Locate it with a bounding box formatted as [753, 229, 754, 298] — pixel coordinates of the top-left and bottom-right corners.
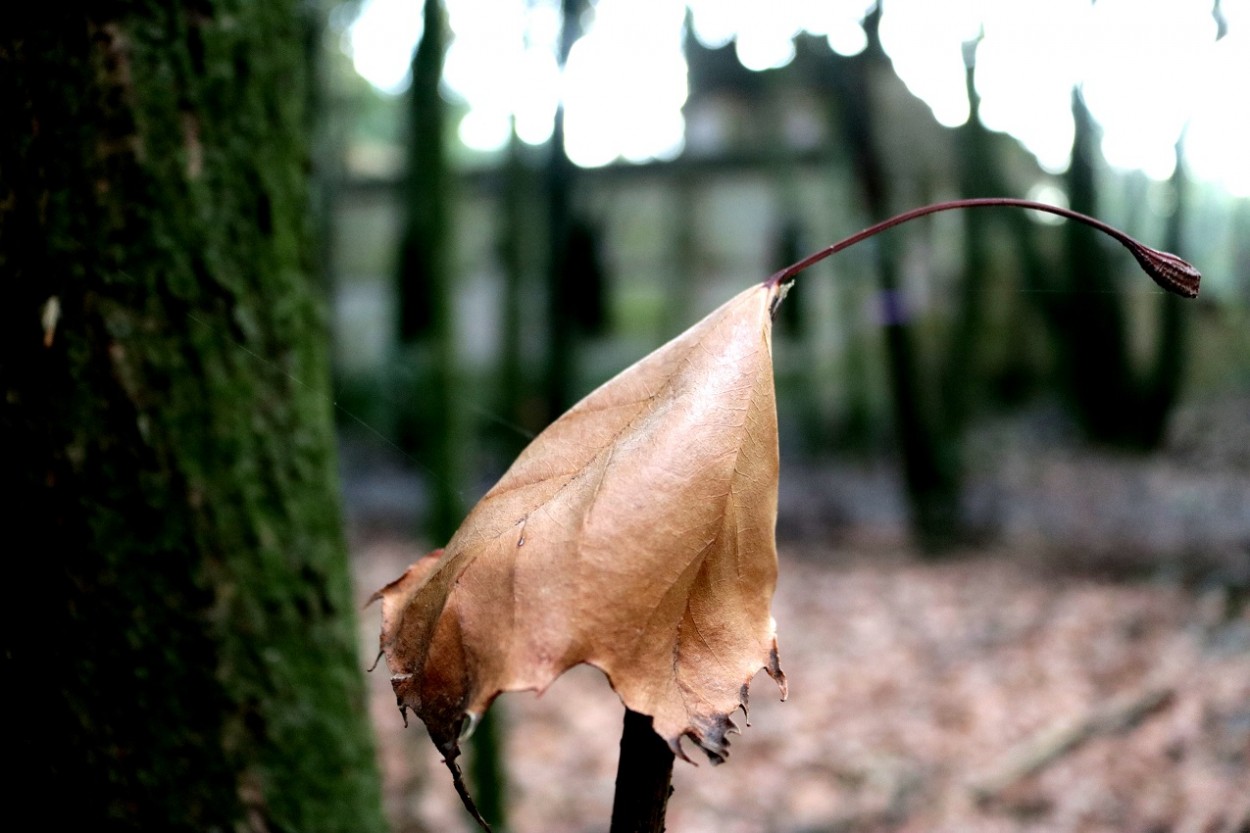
[2, 7, 386, 832]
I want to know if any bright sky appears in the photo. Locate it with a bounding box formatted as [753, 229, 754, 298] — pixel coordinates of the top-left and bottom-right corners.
[344, 0, 1250, 196]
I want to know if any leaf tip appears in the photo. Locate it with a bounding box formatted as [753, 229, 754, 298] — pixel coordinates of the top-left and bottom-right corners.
[767, 638, 788, 702]
[1129, 244, 1201, 298]
[441, 746, 494, 833]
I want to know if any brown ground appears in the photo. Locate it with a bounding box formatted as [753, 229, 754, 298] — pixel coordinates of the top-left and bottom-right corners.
[355, 541, 1248, 833]
[347, 397, 1250, 833]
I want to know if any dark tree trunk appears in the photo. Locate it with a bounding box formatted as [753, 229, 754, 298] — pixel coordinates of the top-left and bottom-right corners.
[1138, 140, 1192, 446]
[1056, 91, 1189, 449]
[831, 8, 962, 551]
[942, 50, 993, 432]
[545, 100, 577, 419]
[395, 0, 468, 543]
[1059, 89, 1134, 441]
[496, 122, 538, 452]
[543, 0, 590, 420]
[396, 0, 448, 344]
[1, 9, 385, 832]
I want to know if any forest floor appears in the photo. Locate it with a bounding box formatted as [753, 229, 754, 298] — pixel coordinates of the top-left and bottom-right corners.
[344, 395, 1250, 833]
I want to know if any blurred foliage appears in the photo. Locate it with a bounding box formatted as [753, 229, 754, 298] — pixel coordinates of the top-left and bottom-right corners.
[322, 0, 1250, 549]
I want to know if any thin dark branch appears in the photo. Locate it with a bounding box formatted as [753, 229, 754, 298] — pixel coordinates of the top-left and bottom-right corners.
[609, 709, 676, 833]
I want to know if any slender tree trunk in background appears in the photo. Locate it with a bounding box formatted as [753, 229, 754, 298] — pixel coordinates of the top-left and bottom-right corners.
[1059, 89, 1134, 441]
[397, 2, 506, 826]
[543, 0, 588, 420]
[942, 51, 992, 432]
[664, 172, 699, 340]
[1057, 91, 1189, 449]
[833, 8, 961, 551]
[397, 0, 442, 343]
[497, 122, 534, 451]
[544, 101, 576, 419]
[836, 274, 881, 449]
[1, 9, 385, 832]
[819, 70, 879, 452]
[397, 0, 467, 541]
[1137, 140, 1191, 446]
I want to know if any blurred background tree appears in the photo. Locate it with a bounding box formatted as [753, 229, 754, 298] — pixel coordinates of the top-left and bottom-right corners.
[326, 0, 1246, 543]
[1051, 89, 1193, 449]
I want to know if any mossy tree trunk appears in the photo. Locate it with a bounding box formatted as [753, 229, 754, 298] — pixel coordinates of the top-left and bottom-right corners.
[1, 8, 385, 832]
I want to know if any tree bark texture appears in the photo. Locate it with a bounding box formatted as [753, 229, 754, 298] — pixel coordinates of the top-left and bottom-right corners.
[1, 8, 386, 832]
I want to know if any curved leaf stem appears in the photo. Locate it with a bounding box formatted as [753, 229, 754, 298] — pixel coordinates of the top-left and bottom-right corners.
[764, 197, 1200, 299]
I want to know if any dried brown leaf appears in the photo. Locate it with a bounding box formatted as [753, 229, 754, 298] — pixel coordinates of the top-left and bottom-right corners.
[374, 282, 789, 773]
